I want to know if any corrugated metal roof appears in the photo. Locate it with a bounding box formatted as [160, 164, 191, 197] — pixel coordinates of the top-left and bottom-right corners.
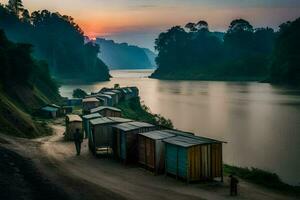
[90, 106, 121, 113]
[109, 117, 132, 123]
[111, 90, 121, 93]
[97, 94, 112, 99]
[111, 123, 138, 131]
[90, 117, 114, 125]
[41, 106, 58, 112]
[128, 121, 155, 128]
[90, 117, 131, 125]
[82, 98, 99, 103]
[103, 92, 116, 96]
[163, 129, 195, 137]
[163, 136, 210, 147]
[111, 121, 155, 131]
[138, 130, 175, 140]
[82, 113, 102, 119]
[164, 129, 223, 143]
[67, 114, 82, 122]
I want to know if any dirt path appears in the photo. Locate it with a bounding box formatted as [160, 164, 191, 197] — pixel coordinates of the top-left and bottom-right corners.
[0, 122, 298, 200]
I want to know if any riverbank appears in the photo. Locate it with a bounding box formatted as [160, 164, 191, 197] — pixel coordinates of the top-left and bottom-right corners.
[1, 121, 298, 200]
[224, 165, 300, 195]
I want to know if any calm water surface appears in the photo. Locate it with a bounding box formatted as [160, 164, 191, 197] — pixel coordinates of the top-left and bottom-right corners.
[60, 70, 300, 185]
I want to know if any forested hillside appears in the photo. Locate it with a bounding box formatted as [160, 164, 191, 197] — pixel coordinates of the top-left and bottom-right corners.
[0, 30, 60, 137]
[151, 18, 300, 85]
[96, 38, 156, 69]
[0, 1, 110, 82]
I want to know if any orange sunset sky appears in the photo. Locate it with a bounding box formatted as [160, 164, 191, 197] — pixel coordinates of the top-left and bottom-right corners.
[1, 0, 299, 50]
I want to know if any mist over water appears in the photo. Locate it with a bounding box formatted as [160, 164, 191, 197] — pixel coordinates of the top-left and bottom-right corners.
[60, 70, 300, 185]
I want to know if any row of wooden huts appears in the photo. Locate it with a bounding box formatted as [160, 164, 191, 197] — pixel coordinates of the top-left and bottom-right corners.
[81, 87, 139, 114]
[63, 86, 224, 182]
[72, 112, 225, 182]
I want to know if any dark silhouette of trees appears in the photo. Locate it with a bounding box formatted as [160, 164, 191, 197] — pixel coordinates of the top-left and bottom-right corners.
[152, 18, 280, 81]
[0, 1, 110, 82]
[0, 29, 58, 95]
[270, 18, 300, 85]
[6, 0, 23, 16]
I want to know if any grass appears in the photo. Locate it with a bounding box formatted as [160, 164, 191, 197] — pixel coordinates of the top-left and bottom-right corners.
[224, 164, 300, 194]
[116, 97, 173, 129]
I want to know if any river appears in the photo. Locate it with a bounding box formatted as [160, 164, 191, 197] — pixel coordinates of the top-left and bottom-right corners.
[60, 69, 300, 186]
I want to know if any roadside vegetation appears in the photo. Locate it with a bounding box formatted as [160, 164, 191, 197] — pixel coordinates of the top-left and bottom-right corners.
[116, 97, 173, 129]
[224, 164, 300, 194]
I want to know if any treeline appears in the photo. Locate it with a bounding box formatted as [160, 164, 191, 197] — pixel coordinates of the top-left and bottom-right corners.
[151, 18, 300, 85]
[0, 0, 110, 82]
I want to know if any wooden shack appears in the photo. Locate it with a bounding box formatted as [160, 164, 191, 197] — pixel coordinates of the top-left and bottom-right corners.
[82, 113, 102, 139]
[97, 94, 113, 106]
[40, 106, 59, 118]
[89, 117, 132, 156]
[163, 135, 223, 182]
[90, 106, 121, 117]
[82, 98, 100, 114]
[129, 87, 139, 98]
[65, 114, 83, 140]
[65, 98, 82, 106]
[111, 90, 122, 102]
[138, 130, 175, 174]
[111, 121, 157, 163]
[103, 91, 118, 105]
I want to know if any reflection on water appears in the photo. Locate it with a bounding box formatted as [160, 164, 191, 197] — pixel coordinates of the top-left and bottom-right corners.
[60, 70, 300, 185]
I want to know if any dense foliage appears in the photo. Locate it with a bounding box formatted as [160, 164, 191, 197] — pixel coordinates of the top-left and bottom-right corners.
[0, 30, 60, 137]
[152, 18, 299, 85]
[72, 88, 87, 98]
[0, 1, 110, 82]
[270, 18, 300, 85]
[0, 29, 58, 94]
[116, 97, 173, 129]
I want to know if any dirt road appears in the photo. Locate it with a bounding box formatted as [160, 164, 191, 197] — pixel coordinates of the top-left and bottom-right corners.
[0, 122, 298, 200]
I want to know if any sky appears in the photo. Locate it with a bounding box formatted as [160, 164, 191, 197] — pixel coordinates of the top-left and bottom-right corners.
[1, 0, 300, 51]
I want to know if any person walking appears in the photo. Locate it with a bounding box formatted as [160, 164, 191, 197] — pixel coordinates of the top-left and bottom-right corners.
[73, 128, 83, 156]
[229, 174, 239, 196]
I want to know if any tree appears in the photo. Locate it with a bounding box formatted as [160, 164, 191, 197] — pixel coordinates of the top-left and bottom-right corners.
[21, 9, 30, 23]
[185, 22, 197, 32]
[196, 20, 209, 31]
[6, 0, 23, 16]
[228, 19, 253, 33]
[270, 18, 300, 85]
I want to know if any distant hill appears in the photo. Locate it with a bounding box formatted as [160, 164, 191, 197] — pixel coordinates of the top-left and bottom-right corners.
[96, 38, 156, 69]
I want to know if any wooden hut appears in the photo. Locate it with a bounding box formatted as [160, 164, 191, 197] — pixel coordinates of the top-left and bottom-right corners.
[111, 121, 157, 163]
[65, 98, 82, 106]
[138, 130, 175, 174]
[89, 117, 132, 156]
[65, 114, 83, 140]
[111, 90, 122, 102]
[103, 91, 118, 105]
[82, 98, 100, 114]
[82, 113, 102, 139]
[97, 94, 113, 106]
[90, 106, 122, 117]
[40, 105, 59, 118]
[163, 135, 223, 182]
[129, 87, 139, 98]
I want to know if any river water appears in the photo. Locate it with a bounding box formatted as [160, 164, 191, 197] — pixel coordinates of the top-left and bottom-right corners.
[60, 70, 300, 185]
